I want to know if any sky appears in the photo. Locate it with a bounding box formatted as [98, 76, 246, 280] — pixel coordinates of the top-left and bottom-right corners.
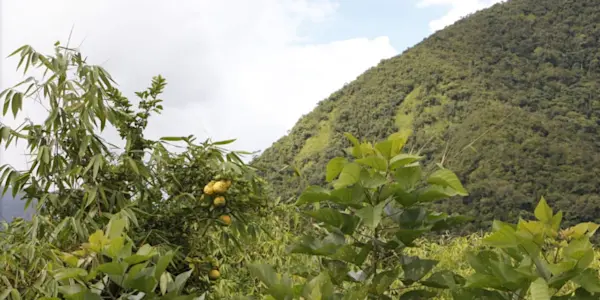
[0, 0, 505, 170]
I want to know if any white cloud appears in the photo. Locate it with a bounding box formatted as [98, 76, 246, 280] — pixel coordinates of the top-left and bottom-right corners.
[0, 0, 397, 170]
[418, 0, 506, 32]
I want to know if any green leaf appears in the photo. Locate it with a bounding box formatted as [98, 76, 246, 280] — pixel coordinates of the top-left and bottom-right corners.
[326, 157, 348, 182]
[57, 284, 87, 296]
[483, 221, 518, 248]
[356, 156, 387, 172]
[344, 132, 360, 147]
[572, 269, 600, 293]
[11, 92, 22, 118]
[296, 186, 331, 205]
[360, 170, 388, 189]
[302, 272, 334, 300]
[212, 138, 236, 145]
[97, 262, 127, 275]
[551, 211, 563, 232]
[534, 196, 553, 223]
[160, 136, 185, 141]
[388, 129, 411, 157]
[54, 268, 88, 281]
[155, 251, 175, 279]
[372, 269, 400, 294]
[427, 168, 468, 196]
[416, 185, 458, 203]
[394, 166, 422, 190]
[375, 139, 393, 159]
[401, 256, 438, 283]
[304, 208, 361, 235]
[389, 154, 422, 170]
[167, 270, 193, 294]
[395, 228, 429, 246]
[356, 201, 386, 230]
[106, 217, 126, 239]
[530, 278, 550, 300]
[400, 290, 437, 300]
[333, 162, 362, 189]
[248, 263, 280, 288]
[421, 270, 465, 289]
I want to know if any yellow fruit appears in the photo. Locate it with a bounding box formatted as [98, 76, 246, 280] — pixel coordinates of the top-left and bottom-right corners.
[212, 181, 228, 194]
[219, 215, 232, 226]
[208, 269, 221, 280]
[225, 180, 232, 188]
[203, 181, 216, 195]
[213, 196, 226, 207]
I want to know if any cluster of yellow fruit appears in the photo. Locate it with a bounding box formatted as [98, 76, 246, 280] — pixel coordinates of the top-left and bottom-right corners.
[204, 179, 233, 226]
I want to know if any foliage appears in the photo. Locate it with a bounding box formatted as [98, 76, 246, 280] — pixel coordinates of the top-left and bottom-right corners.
[0, 42, 267, 298]
[249, 131, 471, 299]
[251, 0, 600, 232]
[457, 197, 600, 300]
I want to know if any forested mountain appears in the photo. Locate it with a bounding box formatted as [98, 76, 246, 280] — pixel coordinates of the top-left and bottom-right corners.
[252, 0, 600, 232]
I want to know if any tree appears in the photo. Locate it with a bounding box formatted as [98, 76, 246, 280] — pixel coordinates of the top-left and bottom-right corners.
[0, 42, 268, 298]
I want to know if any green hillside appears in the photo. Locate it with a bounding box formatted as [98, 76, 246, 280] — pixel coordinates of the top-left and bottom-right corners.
[252, 0, 600, 231]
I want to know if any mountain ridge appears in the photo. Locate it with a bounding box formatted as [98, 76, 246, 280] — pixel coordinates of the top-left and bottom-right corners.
[252, 0, 600, 231]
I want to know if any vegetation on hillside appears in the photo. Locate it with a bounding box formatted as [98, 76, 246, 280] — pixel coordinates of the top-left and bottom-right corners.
[2, 37, 600, 299]
[252, 0, 600, 232]
[2, 0, 600, 298]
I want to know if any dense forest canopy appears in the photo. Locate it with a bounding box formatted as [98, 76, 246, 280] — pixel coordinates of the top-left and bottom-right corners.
[252, 0, 600, 231]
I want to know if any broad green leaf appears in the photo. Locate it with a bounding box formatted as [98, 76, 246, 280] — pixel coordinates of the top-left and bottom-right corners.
[534, 197, 553, 223]
[401, 256, 438, 283]
[427, 168, 468, 196]
[551, 211, 563, 232]
[572, 269, 600, 293]
[302, 272, 334, 300]
[395, 228, 429, 246]
[389, 154, 422, 170]
[167, 269, 193, 294]
[356, 201, 386, 230]
[388, 129, 411, 157]
[375, 139, 393, 159]
[296, 186, 331, 205]
[155, 251, 175, 279]
[394, 166, 422, 190]
[248, 263, 280, 288]
[304, 208, 361, 235]
[96, 262, 127, 275]
[483, 221, 518, 248]
[333, 163, 361, 189]
[416, 185, 458, 203]
[326, 157, 348, 182]
[530, 278, 550, 300]
[360, 170, 388, 189]
[421, 270, 465, 289]
[356, 156, 387, 172]
[106, 217, 126, 239]
[329, 185, 365, 208]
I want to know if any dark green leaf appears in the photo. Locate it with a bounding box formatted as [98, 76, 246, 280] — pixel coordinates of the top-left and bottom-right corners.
[304, 208, 361, 235]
